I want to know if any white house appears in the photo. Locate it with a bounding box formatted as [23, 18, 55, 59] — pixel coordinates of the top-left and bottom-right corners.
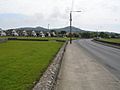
[0, 31, 6, 36]
[52, 32, 56, 37]
[40, 31, 45, 37]
[46, 32, 51, 37]
[23, 30, 28, 36]
[12, 30, 19, 36]
[32, 31, 37, 36]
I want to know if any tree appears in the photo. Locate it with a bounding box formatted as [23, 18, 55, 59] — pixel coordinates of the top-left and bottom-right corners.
[90, 32, 98, 38]
[60, 31, 67, 35]
[99, 32, 109, 38]
[73, 33, 79, 37]
[80, 32, 91, 38]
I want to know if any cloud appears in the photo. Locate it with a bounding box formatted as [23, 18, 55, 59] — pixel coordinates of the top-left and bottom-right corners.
[0, 0, 120, 33]
[0, 13, 28, 28]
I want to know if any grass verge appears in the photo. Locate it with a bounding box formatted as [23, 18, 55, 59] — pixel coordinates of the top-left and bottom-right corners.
[100, 38, 120, 44]
[0, 41, 63, 90]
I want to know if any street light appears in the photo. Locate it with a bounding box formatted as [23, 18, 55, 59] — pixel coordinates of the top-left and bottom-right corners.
[70, 11, 81, 44]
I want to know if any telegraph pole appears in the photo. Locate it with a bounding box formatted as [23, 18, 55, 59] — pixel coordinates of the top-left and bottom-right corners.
[69, 11, 81, 44]
[70, 12, 72, 44]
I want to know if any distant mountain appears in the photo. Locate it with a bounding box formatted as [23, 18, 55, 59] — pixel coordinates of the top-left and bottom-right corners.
[51, 26, 85, 33]
[6, 26, 85, 33]
[34, 27, 48, 31]
[14, 26, 48, 32]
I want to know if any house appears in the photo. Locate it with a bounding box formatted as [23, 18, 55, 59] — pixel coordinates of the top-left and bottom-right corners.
[32, 31, 37, 36]
[23, 30, 28, 36]
[40, 31, 45, 37]
[0, 30, 6, 36]
[12, 30, 19, 36]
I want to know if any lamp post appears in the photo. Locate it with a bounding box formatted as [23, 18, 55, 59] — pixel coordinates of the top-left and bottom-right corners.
[70, 11, 81, 44]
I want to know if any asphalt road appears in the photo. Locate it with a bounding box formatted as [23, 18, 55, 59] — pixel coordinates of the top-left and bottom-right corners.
[75, 39, 120, 80]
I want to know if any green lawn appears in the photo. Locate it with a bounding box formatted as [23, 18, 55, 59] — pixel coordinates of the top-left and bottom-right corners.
[0, 41, 63, 90]
[100, 38, 120, 44]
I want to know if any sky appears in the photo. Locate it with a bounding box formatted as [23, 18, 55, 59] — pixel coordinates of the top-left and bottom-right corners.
[0, 0, 120, 33]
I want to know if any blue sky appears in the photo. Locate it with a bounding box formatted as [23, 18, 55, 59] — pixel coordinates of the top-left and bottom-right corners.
[0, 0, 120, 33]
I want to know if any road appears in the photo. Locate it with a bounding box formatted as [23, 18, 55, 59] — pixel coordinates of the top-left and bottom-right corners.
[75, 39, 120, 79]
[55, 39, 120, 90]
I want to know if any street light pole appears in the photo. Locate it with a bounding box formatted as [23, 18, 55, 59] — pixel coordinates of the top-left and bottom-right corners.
[70, 12, 72, 44]
[69, 11, 81, 44]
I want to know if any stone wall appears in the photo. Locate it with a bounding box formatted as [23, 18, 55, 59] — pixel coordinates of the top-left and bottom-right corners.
[33, 41, 68, 90]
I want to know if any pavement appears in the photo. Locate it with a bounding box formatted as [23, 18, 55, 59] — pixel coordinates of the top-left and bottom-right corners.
[55, 40, 120, 90]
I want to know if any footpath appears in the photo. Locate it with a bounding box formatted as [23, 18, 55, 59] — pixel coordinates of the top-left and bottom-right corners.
[55, 41, 120, 90]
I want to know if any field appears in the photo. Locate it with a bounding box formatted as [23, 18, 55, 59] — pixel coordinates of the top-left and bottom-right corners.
[0, 41, 63, 90]
[100, 38, 120, 44]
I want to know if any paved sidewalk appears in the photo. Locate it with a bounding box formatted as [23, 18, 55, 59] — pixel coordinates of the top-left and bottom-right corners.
[55, 42, 120, 90]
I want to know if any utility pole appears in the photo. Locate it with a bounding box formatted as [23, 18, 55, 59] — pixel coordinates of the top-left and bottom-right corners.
[69, 11, 81, 44]
[70, 12, 72, 44]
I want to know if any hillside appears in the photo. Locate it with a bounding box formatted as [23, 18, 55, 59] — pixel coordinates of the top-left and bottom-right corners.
[14, 26, 48, 32]
[51, 26, 84, 33]
[6, 26, 85, 33]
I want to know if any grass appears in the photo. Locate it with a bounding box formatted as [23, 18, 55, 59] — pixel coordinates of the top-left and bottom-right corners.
[0, 41, 63, 90]
[100, 38, 120, 44]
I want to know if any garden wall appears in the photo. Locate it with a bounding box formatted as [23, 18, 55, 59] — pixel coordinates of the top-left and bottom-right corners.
[33, 41, 68, 90]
